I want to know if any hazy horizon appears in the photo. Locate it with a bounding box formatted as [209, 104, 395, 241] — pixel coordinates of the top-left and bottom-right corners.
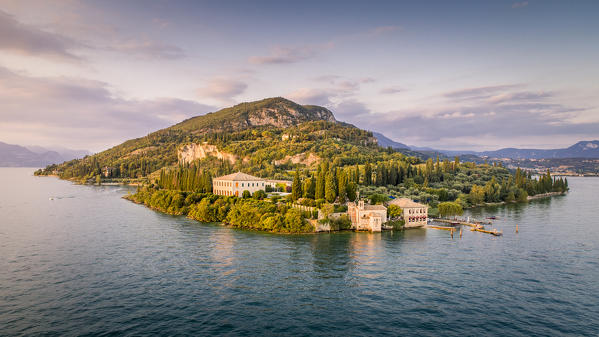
[1, 0, 598, 152]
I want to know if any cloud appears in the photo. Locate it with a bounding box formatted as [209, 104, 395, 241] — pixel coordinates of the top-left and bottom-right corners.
[312, 75, 342, 83]
[360, 77, 376, 83]
[286, 88, 336, 106]
[486, 91, 553, 104]
[152, 18, 170, 29]
[332, 99, 371, 121]
[367, 25, 401, 37]
[0, 66, 214, 151]
[444, 84, 522, 100]
[287, 76, 367, 107]
[249, 42, 333, 65]
[0, 10, 83, 61]
[108, 39, 186, 60]
[512, 1, 529, 9]
[326, 84, 598, 150]
[290, 74, 375, 106]
[196, 78, 248, 101]
[380, 87, 403, 94]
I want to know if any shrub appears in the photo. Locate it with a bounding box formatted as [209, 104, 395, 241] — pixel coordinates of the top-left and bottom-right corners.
[438, 201, 463, 217]
[369, 193, 388, 205]
[253, 190, 267, 200]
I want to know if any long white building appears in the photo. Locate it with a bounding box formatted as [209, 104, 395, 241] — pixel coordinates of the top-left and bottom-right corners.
[212, 172, 266, 197]
[212, 172, 292, 197]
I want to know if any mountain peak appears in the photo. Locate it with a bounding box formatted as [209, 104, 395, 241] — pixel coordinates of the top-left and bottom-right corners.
[570, 140, 599, 151]
[172, 97, 335, 134]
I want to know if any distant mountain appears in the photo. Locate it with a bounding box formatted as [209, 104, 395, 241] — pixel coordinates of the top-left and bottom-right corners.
[0, 141, 89, 167]
[371, 132, 484, 162]
[458, 140, 599, 159]
[371, 132, 409, 149]
[26, 145, 90, 161]
[372, 132, 599, 160]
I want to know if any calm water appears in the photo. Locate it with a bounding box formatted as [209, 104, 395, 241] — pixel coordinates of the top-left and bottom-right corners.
[1, 168, 598, 336]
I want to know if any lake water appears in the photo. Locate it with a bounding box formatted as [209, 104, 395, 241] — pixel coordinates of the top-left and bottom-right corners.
[1, 167, 598, 336]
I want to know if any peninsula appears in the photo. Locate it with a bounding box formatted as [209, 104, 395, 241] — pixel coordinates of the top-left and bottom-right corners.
[36, 97, 568, 233]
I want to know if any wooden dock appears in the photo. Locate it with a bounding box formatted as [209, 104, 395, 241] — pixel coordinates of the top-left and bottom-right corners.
[471, 227, 503, 236]
[428, 225, 455, 231]
[431, 218, 491, 227]
[430, 218, 502, 237]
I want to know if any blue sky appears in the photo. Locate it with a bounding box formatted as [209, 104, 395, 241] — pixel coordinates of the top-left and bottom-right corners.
[0, 0, 597, 152]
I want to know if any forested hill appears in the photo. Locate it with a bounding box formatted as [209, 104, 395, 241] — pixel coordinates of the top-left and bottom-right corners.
[36, 96, 569, 216]
[35, 97, 386, 181]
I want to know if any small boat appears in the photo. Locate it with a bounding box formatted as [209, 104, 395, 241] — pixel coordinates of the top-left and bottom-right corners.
[486, 216, 498, 220]
[49, 197, 54, 200]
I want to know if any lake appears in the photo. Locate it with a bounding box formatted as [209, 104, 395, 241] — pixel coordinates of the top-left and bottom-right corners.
[1, 167, 598, 336]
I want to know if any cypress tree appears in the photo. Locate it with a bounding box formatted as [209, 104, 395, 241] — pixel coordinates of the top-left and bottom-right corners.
[325, 172, 337, 203]
[303, 176, 315, 199]
[292, 169, 302, 201]
[364, 163, 372, 185]
[338, 170, 348, 203]
[315, 166, 325, 199]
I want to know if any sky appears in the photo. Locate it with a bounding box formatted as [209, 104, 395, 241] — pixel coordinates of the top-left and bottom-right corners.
[0, 0, 598, 152]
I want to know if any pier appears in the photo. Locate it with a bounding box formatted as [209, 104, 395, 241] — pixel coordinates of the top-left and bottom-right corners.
[431, 218, 492, 227]
[471, 226, 503, 236]
[430, 218, 502, 237]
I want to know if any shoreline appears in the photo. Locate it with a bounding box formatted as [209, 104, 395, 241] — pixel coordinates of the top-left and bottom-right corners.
[527, 191, 566, 200]
[122, 194, 404, 235]
[468, 191, 566, 209]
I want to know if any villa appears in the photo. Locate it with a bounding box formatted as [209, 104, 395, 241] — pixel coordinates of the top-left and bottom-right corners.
[212, 172, 291, 197]
[347, 200, 387, 232]
[389, 198, 428, 228]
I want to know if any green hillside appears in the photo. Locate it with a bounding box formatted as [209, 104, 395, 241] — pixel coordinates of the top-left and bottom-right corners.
[170, 97, 336, 134]
[36, 97, 383, 181]
[36, 97, 567, 217]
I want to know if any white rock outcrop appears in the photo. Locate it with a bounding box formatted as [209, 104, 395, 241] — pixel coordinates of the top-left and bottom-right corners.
[178, 143, 238, 165]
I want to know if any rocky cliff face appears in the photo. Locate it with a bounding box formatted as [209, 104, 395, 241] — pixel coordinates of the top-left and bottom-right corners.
[247, 105, 335, 128]
[171, 97, 337, 134]
[178, 143, 238, 165]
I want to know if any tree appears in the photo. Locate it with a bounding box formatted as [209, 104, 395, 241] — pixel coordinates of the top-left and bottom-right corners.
[387, 204, 402, 219]
[95, 175, 101, 185]
[242, 190, 251, 198]
[291, 169, 302, 201]
[438, 202, 463, 218]
[469, 184, 485, 205]
[320, 203, 334, 220]
[364, 163, 372, 185]
[484, 177, 501, 202]
[315, 166, 325, 199]
[346, 182, 357, 202]
[284, 208, 306, 232]
[303, 177, 315, 199]
[369, 193, 388, 205]
[253, 190, 266, 200]
[337, 170, 348, 203]
[325, 172, 337, 203]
